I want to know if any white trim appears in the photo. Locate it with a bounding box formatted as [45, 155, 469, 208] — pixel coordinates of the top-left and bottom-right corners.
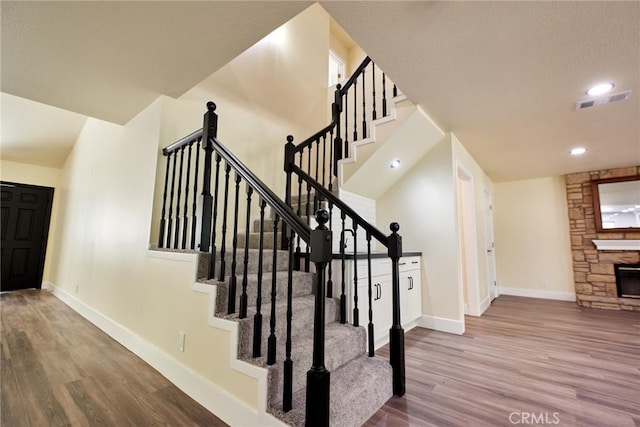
[416, 315, 465, 335]
[499, 286, 576, 302]
[44, 281, 286, 427]
[592, 240, 640, 251]
[479, 295, 491, 314]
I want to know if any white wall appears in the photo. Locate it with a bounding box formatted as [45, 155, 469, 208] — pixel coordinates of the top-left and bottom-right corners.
[377, 135, 463, 330]
[493, 176, 575, 299]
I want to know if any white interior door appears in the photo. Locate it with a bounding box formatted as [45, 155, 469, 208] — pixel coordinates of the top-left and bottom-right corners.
[484, 188, 498, 299]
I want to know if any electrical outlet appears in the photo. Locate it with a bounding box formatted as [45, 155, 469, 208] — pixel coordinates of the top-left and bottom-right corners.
[542, 280, 549, 289]
[75, 284, 79, 293]
[178, 331, 185, 352]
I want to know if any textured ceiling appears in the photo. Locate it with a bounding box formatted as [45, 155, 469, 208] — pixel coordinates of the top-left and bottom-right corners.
[2, 1, 639, 182]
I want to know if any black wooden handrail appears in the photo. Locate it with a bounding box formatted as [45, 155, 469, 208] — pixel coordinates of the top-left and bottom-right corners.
[290, 164, 388, 246]
[338, 56, 372, 96]
[209, 132, 311, 243]
[163, 129, 203, 155]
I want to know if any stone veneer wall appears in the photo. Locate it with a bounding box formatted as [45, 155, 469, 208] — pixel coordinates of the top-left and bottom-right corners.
[566, 166, 640, 311]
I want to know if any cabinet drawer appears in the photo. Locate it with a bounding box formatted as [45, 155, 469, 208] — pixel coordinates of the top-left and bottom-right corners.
[398, 257, 420, 273]
[356, 258, 391, 279]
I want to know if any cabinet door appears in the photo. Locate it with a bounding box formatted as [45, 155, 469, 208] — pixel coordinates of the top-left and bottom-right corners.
[400, 270, 422, 325]
[357, 277, 392, 347]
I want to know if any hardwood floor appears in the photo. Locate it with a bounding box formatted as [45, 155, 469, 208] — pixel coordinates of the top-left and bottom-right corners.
[1, 290, 228, 427]
[3, 291, 639, 427]
[365, 295, 640, 427]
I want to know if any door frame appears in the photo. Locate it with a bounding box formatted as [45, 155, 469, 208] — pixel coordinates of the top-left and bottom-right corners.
[484, 187, 499, 300]
[1, 181, 54, 291]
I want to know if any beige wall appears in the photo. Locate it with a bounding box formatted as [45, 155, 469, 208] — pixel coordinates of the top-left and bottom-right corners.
[48, 99, 259, 408]
[493, 176, 574, 294]
[377, 135, 462, 322]
[0, 160, 62, 283]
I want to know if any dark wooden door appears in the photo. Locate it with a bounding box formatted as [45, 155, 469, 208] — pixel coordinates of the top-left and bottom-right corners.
[1, 182, 54, 292]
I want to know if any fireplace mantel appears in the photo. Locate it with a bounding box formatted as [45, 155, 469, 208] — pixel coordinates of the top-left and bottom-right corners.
[592, 240, 640, 251]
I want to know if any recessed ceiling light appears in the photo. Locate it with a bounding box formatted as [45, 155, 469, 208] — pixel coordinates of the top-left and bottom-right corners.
[570, 147, 587, 155]
[390, 159, 401, 169]
[586, 83, 614, 96]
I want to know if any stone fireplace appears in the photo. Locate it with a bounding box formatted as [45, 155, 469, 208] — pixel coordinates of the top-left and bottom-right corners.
[565, 166, 640, 311]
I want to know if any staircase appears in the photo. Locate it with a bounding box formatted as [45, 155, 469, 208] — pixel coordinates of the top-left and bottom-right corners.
[203, 211, 392, 426]
[156, 57, 407, 426]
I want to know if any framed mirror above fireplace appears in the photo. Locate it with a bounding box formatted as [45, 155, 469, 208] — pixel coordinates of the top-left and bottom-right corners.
[592, 175, 640, 232]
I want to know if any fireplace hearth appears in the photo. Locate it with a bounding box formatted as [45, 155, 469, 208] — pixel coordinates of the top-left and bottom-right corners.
[615, 263, 640, 299]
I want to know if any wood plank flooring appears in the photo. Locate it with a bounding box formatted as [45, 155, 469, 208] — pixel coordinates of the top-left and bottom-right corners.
[365, 295, 640, 427]
[1, 290, 228, 427]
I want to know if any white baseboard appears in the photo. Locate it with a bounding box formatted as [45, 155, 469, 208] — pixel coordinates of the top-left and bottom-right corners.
[499, 286, 576, 302]
[480, 295, 491, 314]
[44, 281, 285, 427]
[416, 314, 465, 335]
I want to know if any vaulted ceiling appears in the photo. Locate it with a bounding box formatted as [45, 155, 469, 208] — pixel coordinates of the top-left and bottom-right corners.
[2, 1, 638, 181]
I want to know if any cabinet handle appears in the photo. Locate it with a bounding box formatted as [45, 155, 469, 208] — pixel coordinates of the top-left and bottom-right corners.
[411, 261, 418, 264]
[375, 283, 381, 300]
[399, 262, 406, 266]
[408, 277, 413, 290]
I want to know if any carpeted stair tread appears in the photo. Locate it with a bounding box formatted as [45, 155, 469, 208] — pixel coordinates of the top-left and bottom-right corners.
[266, 322, 367, 408]
[270, 354, 393, 427]
[235, 295, 340, 359]
[205, 270, 314, 314]
[204, 248, 290, 278]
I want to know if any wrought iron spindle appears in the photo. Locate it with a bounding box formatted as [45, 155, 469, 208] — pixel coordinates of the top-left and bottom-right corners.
[253, 198, 267, 358]
[209, 154, 222, 279]
[344, 91, 349, 159]
[218, 163, 231, 282]
[283, 227, 295, 412]
[382, 73, 388, 117]
[353, 79, 358, 142]
[182, 143, 192, 249]
[240, 185, 253, 319]
[267, 214, 280, 365]
[166, 152, 178, 248]
[339, 211, 347, 324]
[372, 64, 377, 121]
[327, 200, 333, 298]
[321, 134, 326, 190]
[158, 153, 171, 248]
[174, 146, 185, 249]
[314, 138, 320, 212]
[366, 231, 374, 357]
[352, 222, 359, 327]
[295, 152, 303, 271]
[227, 172, 241, 314]
[190, 139, 201, 250]
[362, 68, 367, 139]
[328, 128, 334, 192]
[305, 148, 311, 272]
[393, 83, 398, 97]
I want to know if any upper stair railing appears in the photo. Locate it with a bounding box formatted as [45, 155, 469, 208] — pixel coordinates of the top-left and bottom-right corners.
[285, 56, 399, 206]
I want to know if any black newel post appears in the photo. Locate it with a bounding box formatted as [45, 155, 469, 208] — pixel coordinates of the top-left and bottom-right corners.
[197, 102, 217, 253]
[305, 207, 332, 427]
[387, 222, 405, 397]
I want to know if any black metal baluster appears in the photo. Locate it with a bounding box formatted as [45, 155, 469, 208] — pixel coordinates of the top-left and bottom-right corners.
[218, 163, 231, 282]
[166, 152, 178, 248]
[314, 138, 319, 212]
[158, 153, 171, 248]
[209, 153, 222, 279]
[240, 185, 253, 319]
[352, 222, 359, 327]
[283, 227, 295, 412]
[362, 69, 367, 139]
[328, 128, 334, 192]
[227, 172, 241, 315]
[372, 64, 377, 121]
[305, 149, 311, 272]
[253, 198, 267, 358]
[339, 211, 347, 324]
[388, 223, 405, 397]
[267, 214, 280, 365]
[327, 201, 333, 298]
[344, 91, 349, 159]
[295, 152, 303, 271]
[393, 83, 398, 98]
[382, 73, 388, 117]
[366, 231, 374, 357]
[305, 208, 332, 426]
[353, 78, 358, 142]
[321, 134, 326, 190]
[190, 139, 201, 250]
[174, 146, 185, 249]
[182, 143, 192, 249]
